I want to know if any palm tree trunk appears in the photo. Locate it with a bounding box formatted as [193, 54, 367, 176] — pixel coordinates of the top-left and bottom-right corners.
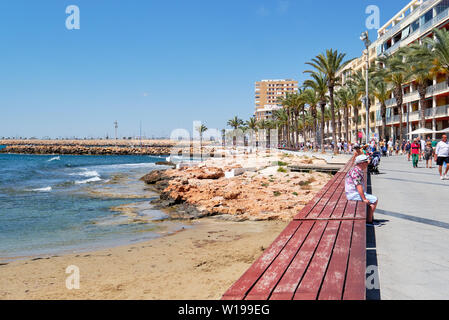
[295, 109, 300, 149]
[320, 102, 325, 152]
[381, 103, 387, 140]
[329, 86, 338, 154]
[302, 107, 306, 147]
[354, 106, 359, 143]
[344, 105, 349, 142]
[418, 84, 426, 130]
[337, 110, 342, 142]
[394, 86, 404, 142]
[286, 109, 291, 148]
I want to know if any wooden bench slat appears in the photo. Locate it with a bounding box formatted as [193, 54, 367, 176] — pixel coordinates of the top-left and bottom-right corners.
[314, 184, 345, 220]
[222, 221, 301, 300]
[318, 220, 353, 300]
[355, 199, 367, 220]
[295, 173, 346, 220]
[244, 221, 314, 300]
[343, 200, 357, 219]
[269, 221, 328, 300]
[293, 221, 341, 300]
[343, 220, 366, 300]
[329, 192, 349, 219]
[293, 172, 343, 220]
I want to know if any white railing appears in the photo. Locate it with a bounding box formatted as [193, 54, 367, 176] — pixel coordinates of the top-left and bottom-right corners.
[385, 98, 397, 107]
[435, 104, 449, 116]
[427, 81, 448, 95]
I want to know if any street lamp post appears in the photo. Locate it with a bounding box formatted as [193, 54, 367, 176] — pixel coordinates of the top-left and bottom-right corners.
[360, 31, 371, 144]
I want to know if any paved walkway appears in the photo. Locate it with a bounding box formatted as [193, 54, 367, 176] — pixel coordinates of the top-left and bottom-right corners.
[371, 155, 449, 300]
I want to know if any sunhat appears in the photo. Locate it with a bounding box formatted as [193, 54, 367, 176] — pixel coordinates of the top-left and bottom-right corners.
[355, 155, 369, 165]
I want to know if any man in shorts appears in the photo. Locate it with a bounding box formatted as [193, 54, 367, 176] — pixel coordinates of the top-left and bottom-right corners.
[435, 135, 449, 180]
[345, 155, 378, 225]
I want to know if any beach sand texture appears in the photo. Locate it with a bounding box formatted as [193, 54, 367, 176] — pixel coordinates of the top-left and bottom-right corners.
[0, 218, 286, 300]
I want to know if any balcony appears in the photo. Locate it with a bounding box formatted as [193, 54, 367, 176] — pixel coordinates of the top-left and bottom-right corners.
[378, 7, 449, 57]
[426, 81, 449, 95]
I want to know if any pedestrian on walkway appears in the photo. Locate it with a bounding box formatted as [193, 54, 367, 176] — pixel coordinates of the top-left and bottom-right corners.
[411, 138, 420, 168]
[435, 135, 449, 180]
[424, 141, 434, 169]
[405, 140, 411, 161]
[387, 139, 393, 156]
[420, 137, 426, 161]
[345, 155, 378, 225]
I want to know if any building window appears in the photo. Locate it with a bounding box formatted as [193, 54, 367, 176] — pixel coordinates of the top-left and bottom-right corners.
[410, 19, 420, 33]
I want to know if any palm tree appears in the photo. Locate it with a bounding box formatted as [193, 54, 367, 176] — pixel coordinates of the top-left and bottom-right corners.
[402, 44, 436, 130]
[277, 94, 294, 148]
[378, 51, 409, 142]
[305, 49, 348, 153]
[348, 83, 361, 142]
[227, 116, 244, 146]
[304, 73, 328, 152]
[246, 117, 258, 147]
[370, 69, 391, 140]
[287, 92, 305, 149]
[272, 109, 288, 147]
[336, 87, 350, 141]
[301, 88, 320, 150]
[426, 28, 449, 76]
[227, 116, 244, 130]
[334, 95, 343, 142]
[195, 124, 208, 160]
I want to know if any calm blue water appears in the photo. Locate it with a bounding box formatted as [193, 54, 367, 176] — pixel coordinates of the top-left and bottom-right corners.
[0, 154, 177, 261]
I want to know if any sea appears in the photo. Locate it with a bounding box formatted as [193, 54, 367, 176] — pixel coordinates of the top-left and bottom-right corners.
[0, 154, 184, 262]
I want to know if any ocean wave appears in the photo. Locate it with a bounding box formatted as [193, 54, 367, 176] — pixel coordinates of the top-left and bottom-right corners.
[74, 176, 102, 184]
[47, 156, 60, 162]
[70, 169, 100, 178]
[96, 163, 157, 170]
[30, 186, 52, 192]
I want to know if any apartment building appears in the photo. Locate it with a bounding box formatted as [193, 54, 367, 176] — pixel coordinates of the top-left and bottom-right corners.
[340, 0, 449, 142]
[254, 79, 299, 121]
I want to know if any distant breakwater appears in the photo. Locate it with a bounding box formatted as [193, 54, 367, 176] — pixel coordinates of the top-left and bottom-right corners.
[0, 145, 174, 156]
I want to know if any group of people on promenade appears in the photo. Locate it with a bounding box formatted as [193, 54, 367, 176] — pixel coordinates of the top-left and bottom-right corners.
[407, 136, 449, 178]
[344, 134, 449, 227]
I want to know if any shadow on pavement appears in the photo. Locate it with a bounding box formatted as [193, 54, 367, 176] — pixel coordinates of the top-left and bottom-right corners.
[366, 171, 381, 300]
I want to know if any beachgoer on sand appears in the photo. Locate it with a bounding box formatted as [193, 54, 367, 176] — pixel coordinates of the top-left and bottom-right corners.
[345, 155, 378, 225]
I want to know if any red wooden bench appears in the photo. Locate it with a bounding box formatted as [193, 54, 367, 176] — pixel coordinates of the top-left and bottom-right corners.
[222, 157, 367, 300]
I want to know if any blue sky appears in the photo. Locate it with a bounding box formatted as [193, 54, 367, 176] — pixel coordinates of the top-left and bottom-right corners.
[0, 0, 410, 138]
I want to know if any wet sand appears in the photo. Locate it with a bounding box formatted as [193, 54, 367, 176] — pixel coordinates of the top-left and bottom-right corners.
[0, 218, 287, 300]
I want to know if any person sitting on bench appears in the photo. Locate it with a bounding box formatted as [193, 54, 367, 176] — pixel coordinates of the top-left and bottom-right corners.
[345, 155, 378, 225]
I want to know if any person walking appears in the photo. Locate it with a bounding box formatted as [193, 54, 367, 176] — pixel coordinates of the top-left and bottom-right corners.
[435, 135, 449, 180]
[424, 141, 434, 169]
[405, 140, 412, 161]
[420, 137, 426, 162]
[411, 139, 421, 168]
[345, 155, 378, 225]
[387, 139, 393, 156]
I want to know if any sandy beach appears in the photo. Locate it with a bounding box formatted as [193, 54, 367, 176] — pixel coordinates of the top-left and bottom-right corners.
[0, 218, 286, 300]
[0, 150, 336, 300]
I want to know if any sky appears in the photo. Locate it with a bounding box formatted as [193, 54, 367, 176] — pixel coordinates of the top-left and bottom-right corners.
[0, 0, 411, 139]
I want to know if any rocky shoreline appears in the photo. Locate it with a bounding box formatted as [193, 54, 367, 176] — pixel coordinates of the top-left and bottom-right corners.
[142, 154, 333, 222]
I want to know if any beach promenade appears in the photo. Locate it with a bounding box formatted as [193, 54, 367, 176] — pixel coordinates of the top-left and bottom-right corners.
[372, 156, 449, 300]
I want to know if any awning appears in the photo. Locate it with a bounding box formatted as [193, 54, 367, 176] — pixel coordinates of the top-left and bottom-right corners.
[406, 128, 436, 136]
